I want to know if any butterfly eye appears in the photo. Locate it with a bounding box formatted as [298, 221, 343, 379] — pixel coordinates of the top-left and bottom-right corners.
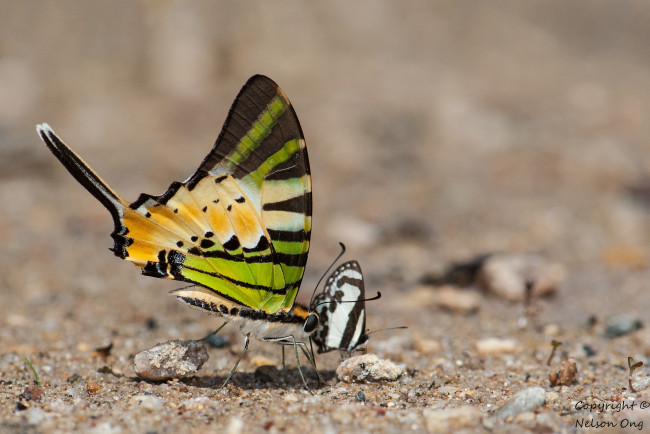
[303, 313, 319, 333]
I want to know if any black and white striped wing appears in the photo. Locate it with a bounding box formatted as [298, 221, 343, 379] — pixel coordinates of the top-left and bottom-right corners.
[311, 261, 368, 354]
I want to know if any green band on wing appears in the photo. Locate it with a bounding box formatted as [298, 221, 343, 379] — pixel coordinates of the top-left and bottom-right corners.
[227, 96, 288, 168]
[245, 139, 302, 188]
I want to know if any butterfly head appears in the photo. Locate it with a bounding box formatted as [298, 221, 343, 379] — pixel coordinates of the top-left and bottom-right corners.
[291, 304, 319, 335]
[303, 311, 319, 334]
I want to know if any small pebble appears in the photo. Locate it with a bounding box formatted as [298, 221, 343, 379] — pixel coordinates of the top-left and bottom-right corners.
[435, 286, 481, 313]
[86, 381, 102, 393]
[131, 395, 164, 412]
[133, 340, 209, 381]
[478, 253, 565, 301]
[549, 358, 578, 387]
[422, 406, 483, 431]
[336, 354, 404, 383]
[19, 384, 44, 403]
[475, 338, 518, 356]
[496, 386, 546, 419]
[604, 314, 643, 338]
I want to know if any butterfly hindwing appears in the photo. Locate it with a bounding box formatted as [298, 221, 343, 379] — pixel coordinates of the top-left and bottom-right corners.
[37, 75, 311, 314]
[311, 260, 369, 354]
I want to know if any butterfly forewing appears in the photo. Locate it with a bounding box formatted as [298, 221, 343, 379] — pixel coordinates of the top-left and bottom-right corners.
[312, 261, 368, 354]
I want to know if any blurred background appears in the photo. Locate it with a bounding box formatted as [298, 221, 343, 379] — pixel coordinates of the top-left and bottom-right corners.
[1, 1, 649, 352]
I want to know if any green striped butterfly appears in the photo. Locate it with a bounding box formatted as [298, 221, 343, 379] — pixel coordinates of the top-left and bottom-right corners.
[37, 75, 321, 389]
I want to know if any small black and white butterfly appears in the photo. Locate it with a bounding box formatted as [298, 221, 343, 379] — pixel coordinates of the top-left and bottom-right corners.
[310, 260, 371, 357]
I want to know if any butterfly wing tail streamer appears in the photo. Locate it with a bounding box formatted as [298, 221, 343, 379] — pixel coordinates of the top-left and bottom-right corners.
[36, 123, 127, 228]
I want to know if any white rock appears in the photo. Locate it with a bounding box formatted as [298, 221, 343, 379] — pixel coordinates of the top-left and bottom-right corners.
[133, 340, 209, 380]
[336, 354, 404, 383]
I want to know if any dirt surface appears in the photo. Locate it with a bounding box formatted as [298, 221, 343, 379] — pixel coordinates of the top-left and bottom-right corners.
[2, 2, 650, 433]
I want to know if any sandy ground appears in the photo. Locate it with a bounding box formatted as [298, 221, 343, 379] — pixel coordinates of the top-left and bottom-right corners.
[2, 1, 650, 433]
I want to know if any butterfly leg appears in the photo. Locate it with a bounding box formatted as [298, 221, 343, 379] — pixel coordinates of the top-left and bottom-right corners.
[299, 341, 325, 387]
[288, 336, 309, 390]
[219, 333, 249, 390]
[292, 340, 325, 388]
[281, 345, 286, 370]
[200, 321, 227, 342]
[309, 338, 325, 387]
[264, 336, 310, 390]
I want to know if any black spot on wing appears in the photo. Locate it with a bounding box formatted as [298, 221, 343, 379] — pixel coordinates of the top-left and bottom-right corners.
[223, 235, 241, 251]
[200, 239, 215, 249]
[242, 236, 270, 253]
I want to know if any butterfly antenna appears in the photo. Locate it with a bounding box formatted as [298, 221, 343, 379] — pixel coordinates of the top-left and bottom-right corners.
[308, 242, 347, 308]
[366, 325, 408, 336]
[313, 291, 381, 311]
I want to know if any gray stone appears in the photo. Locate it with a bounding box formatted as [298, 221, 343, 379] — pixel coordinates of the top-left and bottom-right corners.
[133, 340, 209, 381]
[496, 386, 546, 419]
